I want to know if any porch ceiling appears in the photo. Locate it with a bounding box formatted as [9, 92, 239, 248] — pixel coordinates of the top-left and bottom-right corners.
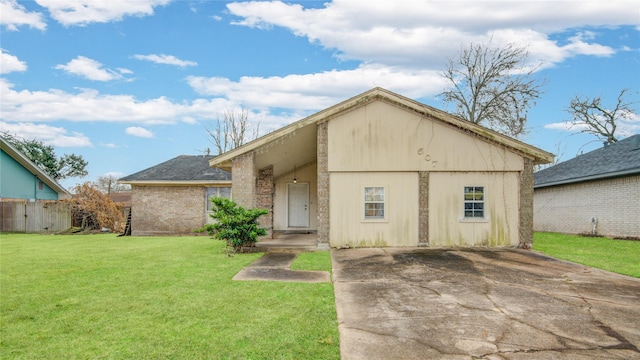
[254, 121, 317, 179]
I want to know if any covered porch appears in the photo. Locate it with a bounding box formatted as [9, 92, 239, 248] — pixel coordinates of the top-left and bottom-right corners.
[211, 116, 323, 243]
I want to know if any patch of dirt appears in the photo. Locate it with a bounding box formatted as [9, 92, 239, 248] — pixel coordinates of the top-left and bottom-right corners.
[613, 236, 640, 242]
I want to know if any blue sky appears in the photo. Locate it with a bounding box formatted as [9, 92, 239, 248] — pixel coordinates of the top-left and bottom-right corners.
[1, 0, 639, 189]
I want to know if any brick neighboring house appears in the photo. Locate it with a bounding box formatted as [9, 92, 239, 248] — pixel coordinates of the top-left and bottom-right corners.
[534, 134, 640, 238]
[209, 87, 554, 248]
[119, 155, 231, 236]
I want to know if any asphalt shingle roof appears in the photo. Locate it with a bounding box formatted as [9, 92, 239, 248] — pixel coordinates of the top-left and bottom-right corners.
[534, 134, 640, 188]
[119, 155, 231, 182]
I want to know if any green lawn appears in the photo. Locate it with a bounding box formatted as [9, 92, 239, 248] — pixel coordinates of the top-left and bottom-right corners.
[534, 232, 640, 278]
[0, 234, 339, 359]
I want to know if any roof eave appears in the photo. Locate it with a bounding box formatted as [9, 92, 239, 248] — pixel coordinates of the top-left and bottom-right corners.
[1, 138, 71, 197]
[535, 168, 640, 189]
[118, 180, 231, 186]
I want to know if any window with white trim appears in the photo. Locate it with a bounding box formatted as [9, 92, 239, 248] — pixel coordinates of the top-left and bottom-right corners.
[364, 187, 385, 219]
[206, 187, 231, 211]
[464, 186, 484, 218]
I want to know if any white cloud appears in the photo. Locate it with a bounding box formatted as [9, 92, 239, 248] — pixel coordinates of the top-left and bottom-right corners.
[35, 0, 170, 27]
[0, 0, 46, 31]
[103, 171, 126, 178]
[1, 78, 185, 124]
[0, 49, 27, 74]
[0, 121, 92, 147]
[1, 76, 309, 139]
[226, 0, 638, 69]
[125, 126, 154, 138]
[187, 63, 445, 110]
[133, 54, 197, 67]
[55, 56, 129, 81]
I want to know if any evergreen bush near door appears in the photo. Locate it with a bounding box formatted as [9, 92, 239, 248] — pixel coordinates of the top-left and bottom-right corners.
[197, 197, 268, 254]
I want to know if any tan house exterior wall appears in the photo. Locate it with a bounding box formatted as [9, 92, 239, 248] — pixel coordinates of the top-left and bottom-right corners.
[130, 185, 208, 236]
[273, 163, 318, 231]
[329, 172, 419, 247]
[326, 100, 525, 247]
[429, 172, 520, 247]
[327, 101, 524, 173]
[534, 175, 640, 238]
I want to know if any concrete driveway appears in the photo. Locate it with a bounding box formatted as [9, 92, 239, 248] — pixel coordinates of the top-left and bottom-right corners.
[331, 248, 640, 360]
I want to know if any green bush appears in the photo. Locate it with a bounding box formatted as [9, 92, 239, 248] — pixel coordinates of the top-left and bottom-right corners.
[196, 198, 268, 254]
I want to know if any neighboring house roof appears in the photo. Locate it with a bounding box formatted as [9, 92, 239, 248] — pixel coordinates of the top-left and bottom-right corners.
[0, 136, 71, 199]
[119, 155, 231, 185]
[109, 191, 132, 206]
[209, 87, 554, 170]
[534, 134, 640, 188]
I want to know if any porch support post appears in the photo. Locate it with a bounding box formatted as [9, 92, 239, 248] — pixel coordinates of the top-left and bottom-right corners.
[418, 171, 429, 246]
[232, 152, 256, 209]
[317, 121, 330, 245]
[519, 157, 534, 249]
[256, 165, 274, 238]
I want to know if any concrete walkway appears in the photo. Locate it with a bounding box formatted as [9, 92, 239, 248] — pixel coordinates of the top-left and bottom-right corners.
[233, 251, 331, 283]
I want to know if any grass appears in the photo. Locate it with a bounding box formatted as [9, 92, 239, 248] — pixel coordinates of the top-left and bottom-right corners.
[0, 233, 339, 359]
[290, 250, 332, 272]
[534, 232, 640, 278]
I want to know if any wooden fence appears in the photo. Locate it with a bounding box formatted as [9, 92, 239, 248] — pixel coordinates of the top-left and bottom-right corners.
[0, 200, 71, 233]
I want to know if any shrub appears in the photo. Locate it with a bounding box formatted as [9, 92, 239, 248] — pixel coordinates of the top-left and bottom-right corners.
[197, 198, 268, 254]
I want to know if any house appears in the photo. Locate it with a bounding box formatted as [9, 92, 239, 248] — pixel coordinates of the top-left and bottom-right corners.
[1, 136, 72, 233]
[1, 136, 71, 201]
[209, 87, 554, 248]
[534, 134, 640, 238]
[119, 155, 232, 236]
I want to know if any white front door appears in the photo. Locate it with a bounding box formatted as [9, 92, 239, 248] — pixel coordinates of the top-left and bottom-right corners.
[288, 183, 309, 227]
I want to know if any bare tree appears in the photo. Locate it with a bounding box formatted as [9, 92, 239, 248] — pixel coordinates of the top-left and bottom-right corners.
[567, 89, 637, 145]
[440, 41, 544, 138]
[534, 142, 565, 172]
[207, 108, 260, 155]
[93, 175, 131, 194]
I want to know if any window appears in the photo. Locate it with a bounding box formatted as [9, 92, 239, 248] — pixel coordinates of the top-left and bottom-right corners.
[206, 187, 231, 211]
[364, 187, 385, 219]
[464, 186, 484, 218]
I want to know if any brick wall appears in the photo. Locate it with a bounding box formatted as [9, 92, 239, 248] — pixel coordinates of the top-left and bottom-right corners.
[256, 165, 274, 238]
[534, 175, 640, 238]
[519, 158, 534, 248]
[317, 121, 330, 244]
[232, 152, 255, 208]
[131, 185, 206, 236]
[418, 171, 429, 245]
